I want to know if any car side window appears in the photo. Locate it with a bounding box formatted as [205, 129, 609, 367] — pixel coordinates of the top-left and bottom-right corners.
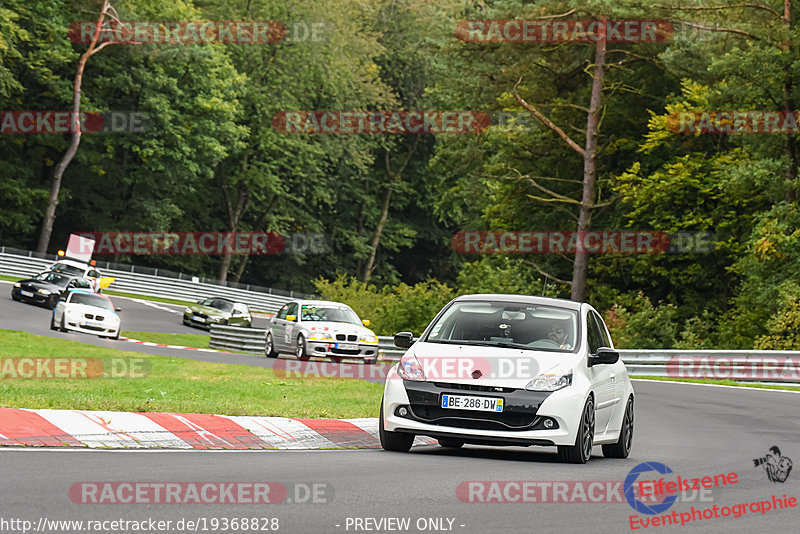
[592, 311, 612, 348]
[287, 303, 298, 320]
[586, 311, 603, 355]
[277, 304, 289, 320]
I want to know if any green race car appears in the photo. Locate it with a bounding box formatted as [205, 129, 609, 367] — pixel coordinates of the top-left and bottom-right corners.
[182, 297, 252, 329]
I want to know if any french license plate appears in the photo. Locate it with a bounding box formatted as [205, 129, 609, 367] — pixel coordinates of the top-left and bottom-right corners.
[193, 316, 205, 323]
[337, 343, 358, 351]
[441, 394, 504, 412]
[20, 290, 34, 297]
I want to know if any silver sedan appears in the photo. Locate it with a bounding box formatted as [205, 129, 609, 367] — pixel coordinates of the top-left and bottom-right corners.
[265, 300, 379, 364]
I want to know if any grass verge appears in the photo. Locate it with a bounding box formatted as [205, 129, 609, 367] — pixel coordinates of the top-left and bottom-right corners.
[0, 330, 382, 418]
[121, 330, 209, 349]
[632, 375, 800, 391]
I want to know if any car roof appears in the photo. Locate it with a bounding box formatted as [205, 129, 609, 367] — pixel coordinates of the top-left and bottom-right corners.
[68, 289, 110, 299]
[53, 259, 91, 268]
[296, 300, 348, 308]
[203, 296, 236, 303]
[453, 293, 583, 311]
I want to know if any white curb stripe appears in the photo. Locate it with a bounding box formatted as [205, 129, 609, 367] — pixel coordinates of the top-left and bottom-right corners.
[223, 416, 339, 449]
[25, 409, 192, 449]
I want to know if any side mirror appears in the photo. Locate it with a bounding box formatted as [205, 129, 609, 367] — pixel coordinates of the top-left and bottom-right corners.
[232, 310, 241, 316]
[115, 307, 122, 312]
[286, 314, 297, 322]
[394, 331, 414, 349]
[588, 347, 620, 367]
[362, 319, 371, 327]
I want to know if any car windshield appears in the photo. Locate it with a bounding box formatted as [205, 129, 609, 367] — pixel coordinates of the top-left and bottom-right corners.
[50, 262, 84, 276]
[424, 301, 579, 352]
[301, 305, 361, 325]
[33, 272, 70, 287]
[69, 292, 114, 311]
[200, 298, 234, 312]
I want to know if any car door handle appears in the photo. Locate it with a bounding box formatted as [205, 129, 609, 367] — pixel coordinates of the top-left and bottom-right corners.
[609, 373, 616, 382]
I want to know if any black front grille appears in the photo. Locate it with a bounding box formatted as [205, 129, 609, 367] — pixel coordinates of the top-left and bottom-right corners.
[335, 334, 358, 341]
[402, 381, 551, 432]
[408, 405, 537, 431]
[331, 348, 361, 355]
[433, 382, 517, 393]
[82, 325, 105, 332]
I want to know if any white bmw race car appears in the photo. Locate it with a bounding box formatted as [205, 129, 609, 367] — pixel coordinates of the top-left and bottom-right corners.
[51, 289, 121, 339]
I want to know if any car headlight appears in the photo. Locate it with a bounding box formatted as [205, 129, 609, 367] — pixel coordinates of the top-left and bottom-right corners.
[526, 370, 573, 391]
[37, 289, 51, 295]
[397, 353, 426, 381]
[184, 307, 192, 313]
[359, 333, 378, 343]
[14, 282, 21, 288]
[308, 331, 332, 341]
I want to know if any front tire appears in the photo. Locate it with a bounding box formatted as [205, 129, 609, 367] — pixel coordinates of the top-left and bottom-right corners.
[59, 315, 68, 333]
[558, 396, 595, 464]
[603, 396, 634, 459]
[265, 332, 278, 358]
[296, 334, 310, 361]
[379, 401, 414, 452]
[50, 314, 57, 331]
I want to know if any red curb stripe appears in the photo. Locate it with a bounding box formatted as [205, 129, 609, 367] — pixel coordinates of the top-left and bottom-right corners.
[293, 418, 379, 448]
[0, 408, 84, 447]
[139, 412, 272, 449]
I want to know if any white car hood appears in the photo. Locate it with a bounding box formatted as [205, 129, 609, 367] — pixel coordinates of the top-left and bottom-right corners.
[66, 303, 117, 321]
[408, 341, 578, 389]
[305, 321, 373, 338]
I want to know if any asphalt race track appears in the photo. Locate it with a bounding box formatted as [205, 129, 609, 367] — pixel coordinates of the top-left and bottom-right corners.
[0, 287, 279, 367]
[1, 382, 798, 533]
[2, 287, 799, 532]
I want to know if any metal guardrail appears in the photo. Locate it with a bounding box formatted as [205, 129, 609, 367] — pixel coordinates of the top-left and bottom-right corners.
[0, 248, 312, 313]
[206, 327, 800, 383]
[209, 325, 403, 361]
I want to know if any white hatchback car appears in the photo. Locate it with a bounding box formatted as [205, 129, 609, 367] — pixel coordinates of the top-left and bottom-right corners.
[51, 290, 121, 339]
[380, 294, 634, 463]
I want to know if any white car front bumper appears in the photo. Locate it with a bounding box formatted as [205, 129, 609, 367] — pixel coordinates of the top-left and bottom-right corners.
[382, 367, 586, 447]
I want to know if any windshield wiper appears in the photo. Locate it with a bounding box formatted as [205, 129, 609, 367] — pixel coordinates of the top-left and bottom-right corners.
[426, 339, 532, 350]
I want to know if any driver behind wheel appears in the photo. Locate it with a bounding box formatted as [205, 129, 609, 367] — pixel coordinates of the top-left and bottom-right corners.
[548, 323, 572, 349]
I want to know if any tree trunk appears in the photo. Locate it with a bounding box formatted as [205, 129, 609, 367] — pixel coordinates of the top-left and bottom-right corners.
[783, 0, 797, 201]
[37, 0, 111, 254]
[571, 22, 607, 302]
[230, 195, 278, 285]
[218, 169, 250, 283]
[362, 186, 393, 284]
[361, 139, 419, 284]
